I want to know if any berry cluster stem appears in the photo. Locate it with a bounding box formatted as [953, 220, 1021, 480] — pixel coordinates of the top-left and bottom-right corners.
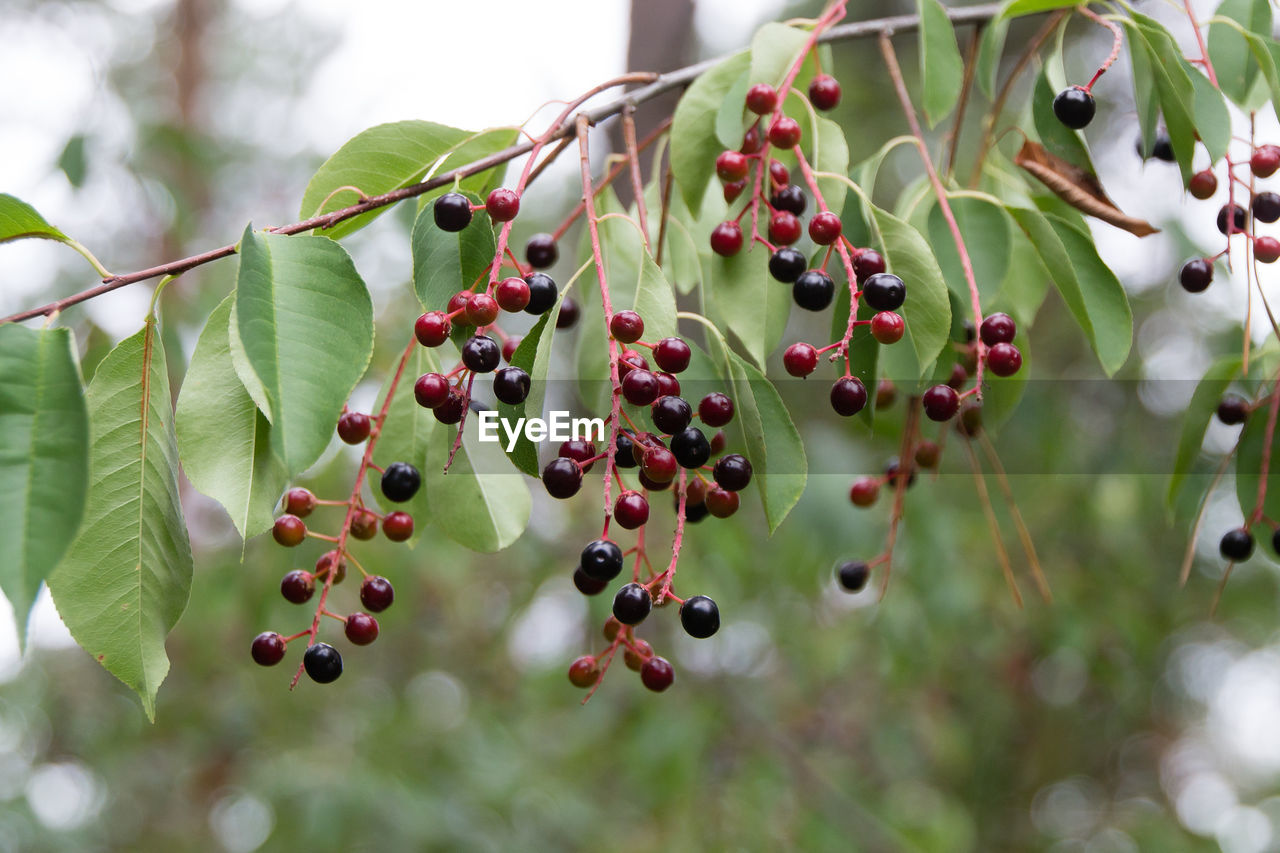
[1075, 6, 1125, 92]
[1180, 0, 1219, 88]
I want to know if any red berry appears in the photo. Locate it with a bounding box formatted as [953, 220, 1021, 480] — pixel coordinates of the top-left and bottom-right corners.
[809, 74, 841, 111]
[624, 637, 653, 670]
[283, 487, 316, 517]
[622, 368, 661, 406]
[1189, 169, 1218, 199]
[740, 123, 763, 154]
[830, 376, 868, 416]
[723, 180, 747, 203]
[849, 478, 879, 507]
[710, 221, 744, 257]
[877, 379, 897, 409]
[698, 392, 734, 427]
[716, 150, 749, 183]
[383, 511, 414, 542]
[618, 349, 648, 378]
[640, 656, 675, 692]
[251, 632, 287, 666]
[360, 576, 395, 612]
[272, 514, 306, 546]
[559, 438, 597, 474]
[769, 160, 790, 187]
[349, 509, 378, 540]
[610, 310, 644, 343]
[979, 312, 1016, 346]
[783, 342, 819, 377]
[542, 457, 583, 499]
[568, 656, 599, 688]
[447, 290, 472, 320]
[1253, 144, 1280, 178]
[314, 550, 346, 584]
[808, 211, 842, 245]
[870, 312, 905, 344]
[414, 372, 450, 409]
[495, 277, 531, 312]
[344, 612, 379, 645]
[614, 490, 650, 529]
[853, 250, 886, 283]
[485, 187, 520, 222]
[280, 570, 315, 604]
[501, 337, 522, 364]
[1257, 236, 1280, 263]
[653, 337, 692, 373]
[337, 412, 371, 444]
[986, 342, 1023, 377]
[655, 372, 681, 398]
[768, 116, 801, 149]
[705, 486, 738, 518]
[414, 311, 450, 347]
[915, 441, 942, 468]
[642, 447, 679, 483]
[921, 384, 961, 421]
[745, 83, 778, 115]
[768, 211, 802, 245]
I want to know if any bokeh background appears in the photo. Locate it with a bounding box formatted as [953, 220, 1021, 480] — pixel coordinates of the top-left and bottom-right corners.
[2, 0, 1280, 850]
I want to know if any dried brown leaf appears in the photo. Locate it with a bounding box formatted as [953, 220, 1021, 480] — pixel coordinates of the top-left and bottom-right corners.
[1014, 140, 1160, 237]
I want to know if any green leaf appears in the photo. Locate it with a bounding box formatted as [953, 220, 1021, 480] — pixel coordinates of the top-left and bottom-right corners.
[830, 284, 879, 427]
[1170, 356, 1242, 507]
[1236, 406, 1280, 525]
[918, 0, 965, 127]
[1127, 26, 1161, 160]
[997, 0, 1076, 20]
[632, 251, 678, 343]
[58, 135, 88, 189]
[498, 285, 573, 477]
[411, 193, 497, 312]
[1209, 0, 1272, 106]
[726, 351, 806, 533]
[1126, 15, 1200, 184]
[926, 196, 1010, 305]
[0, 193, 68, 244]
[49, 318, 193, 721]
[997, 226, 1051, 327]
[1187, 65, 1232, 165]
[175, 296, 287, 541]
[715, 69, 754, 150]
[231, 225, 374, 476]
[298, 121, 514, 240]
[0, 324, 89, 643]
[811, 116, 850, 216]
[671, 52, 750, 211]
[427, 420, 531, 553]
[976, 18, 1010, 99]
[1032, 67, 1095, 174]
[750, 22, 810, 88]
[371, 345, 439, 536]
[708, 248, 790, 370]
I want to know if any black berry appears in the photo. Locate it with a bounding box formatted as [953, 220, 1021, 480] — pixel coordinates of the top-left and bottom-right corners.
[837, 561, 870, 592]
[713, 454, 753, 491]
[1217, 394, 1249, 425]
[1179, 258, 1214, 293]
[303, 643, 343, 684]
[613, 582, 653, 625]
[793, 270, 835, 311]
[1220, 527, 1255, 562]
[1217, 204, 1247, 235]
[493, 367, 531, 405]
[1254, 191, 1280, 223]
[680, 595, 720, 638]
[433, 192, 473, 232]
[381, 462, 421, 503]
[670, 427, 711, 469]
[652, 395, 693, 434]
[861, 273, 906, 312]
[462, 335, 500, 373]
[1052, 86, 1095, 129]
[581, 539, 624, 582]
[525, 233, 559, 269]
[769, 248, 807, 283]
[542, 457, 583, 499]
[830, 376, 868, 417]
[524, 273, 557, 314]
[771, 184, 807, 216]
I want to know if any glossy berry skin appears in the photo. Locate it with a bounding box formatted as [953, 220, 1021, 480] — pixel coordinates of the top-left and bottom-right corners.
[652, 396, 693, 434]
[523, 273, 557, 315]
[1220, 527, 1255, 561]
[980, 312, 1016, 346]
[614, 491, 650, 530]
[568, 656, 599, 688]
[433, 192, 473, 232]
[613, 582, 653, 625]
[698, 392, 735, 427]
[493, 367, 531, 405]
[1217, 394, 1249, 425]
[768, 116, 801, 149]
[281, 570, 315, 604]
[642, 447, 679, 483]
[493, 277, 530, 313]
[653, 338, 691, 373]
[1052, 86, 1095, 129]
[1218, 203, 1247, 235]
[383, 511, 414, 542]
[837, 561, 870, 592]
[360, 576, 395, 612]
[556, 297, 580, 329]
[618, 349, 649, 378]
[680, 595, 720, 638]
[723, 180, 746, 203]
[861, 273, 906, 311]
[414, 373, 450, 409]
[337, 412, 371, 444]
[716, 150, 749, 182]
[854, 250, 886, 283]
[251, 632, 287, 666]
[624, 638, 652, 670]
[610, 310, 644, 343]
[769, 160, 790, 187]
[381, 462, 421, 503]
[793, 270, 835, 311]
[303, 643, 343, 684]
[641, 657, 675, 692]
[465, 293, 499, 326]
[433, 390, 466, 424]
[525, 233, 559, 269]
[462, 335, 501, 373]
[849, 478, 879, 507]
[349, 509, 378, 540]
[710, 221, 744, 257]
[1254, 191, 1280, 223]
[784, 342, 819, 377]
[581, 539, 624, 581]
[1189, 170, 1218, 200]
[769, 247, 807, 283]
[1253, 144, 1280, 178]
[414, 311, 450, 347]
[1179, 258, 1214, 293]
[809, 74, 841, 111]
[573, 569, 608, 596]
[485, 187, 520, 222]
[558, 439, 597, 474]
[922, 385, 961, 422]
[1257, 236, 1280, 264]
[447, 290, 472, 320]
[713, 454, 753, 491]
[768, 211, 802, 246]
[283, 487, 316, 517]
[542, 457, 582, 499]
[622, 369, 661, 406]
[315, 551, 345, 584]
[655, 372, 681, 398]
[345, 612, 379, 645]
[870, 312, 905, 345]
[705, 486, 739, 518]
[808, 211, 843, 245]
[709, 430, 727, 454]
[671, 427, 711, 469]
[986, 342, 1023, 377]
[745, 83, 778, 115]
[771, 184, 807, 216]
[740, 123, 763, 154]
[273, 514, 306, 547]
[830, 376, 868, 417]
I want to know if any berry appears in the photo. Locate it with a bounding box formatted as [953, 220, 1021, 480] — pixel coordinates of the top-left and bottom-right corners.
[493, 367, 531, 405]
[957, 403, 984, 437]
[618, 349, 649, 377]
[680, 595, 720, 638]
[710, 221, 744, 257]
[542, 457, 582, 499]
[948, 362, 969, 390]
[485, 187, 520, 221]
[768, 211, 802, 246]
[809, 74, 842, 111]
[613, 583, 653, 625]
[1257, 236, 1280, 264]
[433, 390, 466, 424]
[1052, 86, 1095, 129]
[462, 335, 501, 373]
[716, 150, 749, 182]
[622, 369, 661, 406]
[830, 376, 868, 417]
[568, 656, 599, 688]
[771, 184, 807, 216]
[381, 462, 421, 502]
[1254, 191, 1280, 223]
[793, 270, 835, 311]
[303, 643, 343, 684]
[769, 160, 790, 187]
[808, 211, 843, 245]
[686, 476, 708, 506]
[465, 293, 499, 326]
[980, 312, 1016, 346]
[653, 338, 692, 373]
[784, 342, 819, 377]
[769, 247, 807, 283]
[383, 511, 414, 542]
[705, 486, 739, 518]
[315, 551, 346, 584]
[713, 454, 753, 491]
[581, 539, 624, 581]
[1220, 527, 1255, 561]
[723, 180, 746, 203]
[360, 576, 395, 612]
[559, 438, 597, 473]
[624, 638, 654, 671]
[885, 458, 918, 487]
[709, 430, 727, 455]
[671, 427, 711, 469]
[876, 379, 897, 409]
[614, 491, 650, 529]
[614, 433, 638, 468]
[652, 395, 693, 434]
[1218, 394, 1249, 425]
[861, 273, 906, 311]
[854, 250, 886, 283]
[768, 116, 801, 149]
[345, 612, 379, 645]
[740, 123, 763, 154]
[1274, 528, 1280, 557]
[251, 632, 287, 666]
[273, 514, 306, 547]
[849, 478, 879, 507]
[1189, 170, 1218, 199]
[1253, 144, 1280, 178]
[640, 657, 675, 692]
[1217, 203, 1247, 235]
[745, 83, 778, 115]
[349, 509, 378, 540]
[642, 447, 679, 483]
[525, 233, 559, 269]
[655, 372, 681, 398]
[698, 392, 735, 427]
[870, 312, 905, 345]
[556, 297, 580, 329]
[1179, 258, 1214, 293]
[280, 570, 315, 604]
[447, 290, 472, 320]
[986, 342, 1023, 377]
[494, 277, 531, 313]
[610, 310, 644, 343]
[433, 192, 473, 232]
[283, 487, 316, 517]
[523, 273, 558, 315]
[837, 561, 870, 592]
[922, 385, 961, 421]
[573, 569, 608, 596]
[1137, 132, 1175, 162]
[630, 432, 663, 466]
[414, 373, 451, 409]
[915, 441, 941, 468]
[337, 412, 371, 444]
[685, 499, 711, 523]
[414, 311, 450, 347]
